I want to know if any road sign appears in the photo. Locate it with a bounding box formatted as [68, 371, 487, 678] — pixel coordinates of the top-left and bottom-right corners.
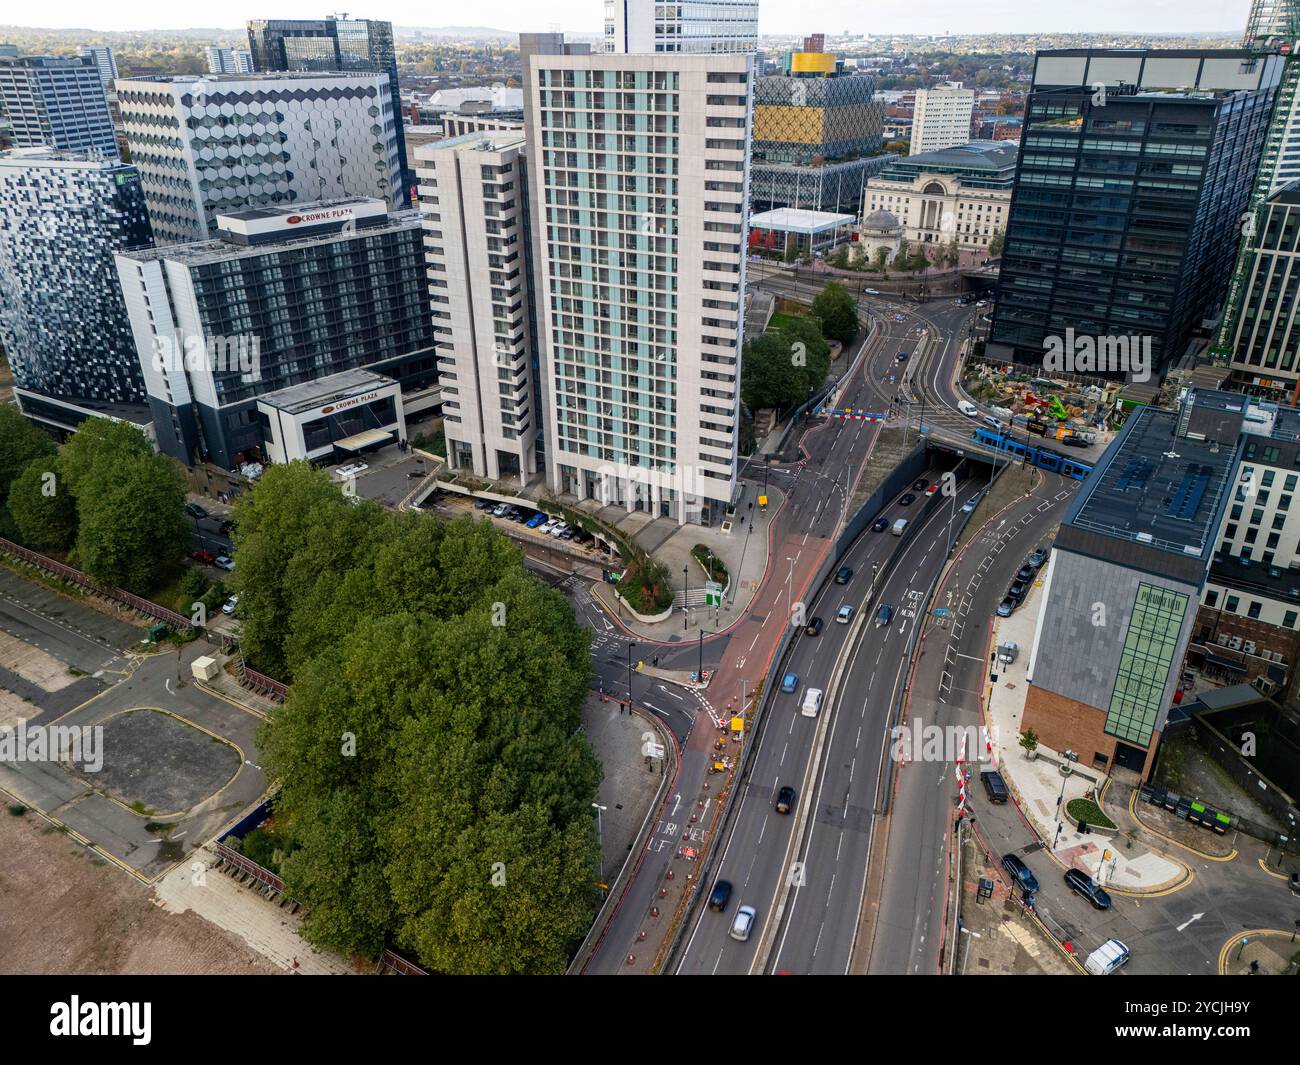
[704, 580, 723, 606]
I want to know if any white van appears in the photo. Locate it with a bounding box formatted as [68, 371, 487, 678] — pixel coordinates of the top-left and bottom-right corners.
[891, 518, 908, 536]
[958, 400, 978, 417]
[801, 687, 824, 718]
[1084, 939, 1130, 976]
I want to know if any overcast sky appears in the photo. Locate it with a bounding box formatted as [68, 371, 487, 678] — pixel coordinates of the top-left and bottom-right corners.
[3, 1, 1253, 36]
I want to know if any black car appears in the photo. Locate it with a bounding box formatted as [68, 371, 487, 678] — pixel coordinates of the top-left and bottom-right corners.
[981, 771, 1009, 803]
[805, 617, 824, 637]
[899, 492, 917, 506]
[1064, 868, 1112, 910]
[1062, 435, 1091, 448]
[1001, 853, 1040, 895]
[775, 785, 797, 815]
[835, 565, 853, 584]
[912, 478, 928, 491]
[473, 498, 493, 511]
[1007, 580, 1028, 603]
[219, 519, 236, 537]
[871, 517, 889, 532]
[709, 879, 733, 912]
[1290, 872, 1300, 896]
[184, 502, 208, 519]
[1015, 565, 1036, 584]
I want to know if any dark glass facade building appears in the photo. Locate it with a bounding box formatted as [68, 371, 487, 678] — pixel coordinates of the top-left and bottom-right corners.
[115, 199, 436, 469]
[988, 50, 1282, 379]
[246, 17, 409, 202]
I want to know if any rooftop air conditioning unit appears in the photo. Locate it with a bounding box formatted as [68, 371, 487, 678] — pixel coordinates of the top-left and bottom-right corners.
[1217, 633, 1231, 646]
[1228, 636, 1244, 651]
[1244, 640, 1257, 656]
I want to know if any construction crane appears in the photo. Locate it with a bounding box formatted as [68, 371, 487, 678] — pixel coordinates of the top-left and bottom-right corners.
[1212, 0, 1300, 364]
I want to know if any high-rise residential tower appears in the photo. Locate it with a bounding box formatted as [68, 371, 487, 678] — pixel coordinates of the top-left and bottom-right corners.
[246, 17, 409, 200]
[116, 73, 404, 245]
[205, 46, 255, 75]
[909, 84, 975, 155]
[0, 55, 117, 157]
[521, 33, 752, 525]
[76, 46, 119, 89]
[0, 148, 153, 418]
[416, 132, 539, 485]
[603, 0, 758, 54]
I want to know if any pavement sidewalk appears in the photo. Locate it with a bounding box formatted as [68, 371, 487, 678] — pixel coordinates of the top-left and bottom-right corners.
[591, 483, 783, 645]
[983, 578, 1184, 893]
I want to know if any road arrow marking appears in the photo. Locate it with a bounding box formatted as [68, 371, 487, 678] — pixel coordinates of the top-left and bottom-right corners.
[1176, 913, 1204, 932]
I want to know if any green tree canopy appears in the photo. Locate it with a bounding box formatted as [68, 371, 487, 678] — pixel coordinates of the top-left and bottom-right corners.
[0, 404, 55, 509]
[811, 281, 858, 344]
[257, 517, 601, 972]
[74, 451, 188, 591]
[7, 457, 76, 551]
[58, 417, 156, 499]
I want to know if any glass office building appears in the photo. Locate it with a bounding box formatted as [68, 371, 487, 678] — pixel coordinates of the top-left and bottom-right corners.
[988, 50, 1281, 379]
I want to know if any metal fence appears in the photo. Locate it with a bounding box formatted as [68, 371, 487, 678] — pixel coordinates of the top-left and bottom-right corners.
[0, 535, 195, 633]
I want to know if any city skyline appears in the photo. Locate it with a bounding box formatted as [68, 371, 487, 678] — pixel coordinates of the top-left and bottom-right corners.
[0, 1, 1255, 37]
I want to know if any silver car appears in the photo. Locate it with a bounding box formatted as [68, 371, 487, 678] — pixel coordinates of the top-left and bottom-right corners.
[729, 904, 757, 942]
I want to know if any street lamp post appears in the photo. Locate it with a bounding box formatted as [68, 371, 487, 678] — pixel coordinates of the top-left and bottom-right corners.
[592, 802, 607, 881]
[626, 641, 637, 712]
[958, 925, 982, 976]
[1051, 750, 1079, 851]
[698, 628, 706, 681]
[682, 564, 690, 631]
[785, 555, 796, 625]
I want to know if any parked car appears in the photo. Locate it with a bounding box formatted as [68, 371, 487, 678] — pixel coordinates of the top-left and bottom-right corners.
[1028, 547, 1048, 568]
[550, 523, 570, 538]
[474, 498, 493, 511]
[780, 672, 799, 694]
[526, 513, 547, 528]
[540, 518, 559, 532]
[729, 904, 757, 942]
[709, 880, 733, 912]
[805, 617, 824, 637]
[874, 604, 893, 628]
[221, 595, 240, 616]
[835, 565, 853, 584]
[184, 503, 208, 519]
[492, 503, 511, 517]
[997, 641, 1019, 665]
[981, 770, 1009, 803]
[190, 549, 215, 565]
[1064, 868, 1112, 910]
[1001, 853, 1040, 895]
[1062, 435, 1091, 448]
[335, 463, 368, 479]
[899, 492, 917, 506]
[863, 287, 880, 295]
[836, 603, 854, 624]
[214, 555, 235, 571]
[961, 495, 980, 514]
[1290, 872, 1300, 896]
[1084, 939, 1131, 976]
[1007, 580, 1028, 604]
[996, 596, 1016, 618]
[872, 516, 889, 532]
[775, 785, 797, 815]
[1016, 564, 1036, 583]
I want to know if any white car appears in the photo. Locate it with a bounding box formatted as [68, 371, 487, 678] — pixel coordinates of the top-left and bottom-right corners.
[335, 463, 368, 479]
[729, 904, 757, 942]
[863, 287, 880, 295]
[540, 519, 559, 533]
[549, 523, 570, 538]
[214, 555, 235, 571]
[221, 595, 240, 615]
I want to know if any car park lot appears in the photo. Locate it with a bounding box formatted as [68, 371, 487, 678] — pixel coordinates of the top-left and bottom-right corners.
[0, 571, 270, 883]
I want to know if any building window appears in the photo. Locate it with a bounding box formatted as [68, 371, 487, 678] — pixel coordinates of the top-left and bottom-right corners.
[1248, 601, 1262, 620]
[1285, 610, 1297, 629]
[1226, 595, 1241, 612]
[1205, 590, 1219, 607]
[1104, 583, 1189, 749]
